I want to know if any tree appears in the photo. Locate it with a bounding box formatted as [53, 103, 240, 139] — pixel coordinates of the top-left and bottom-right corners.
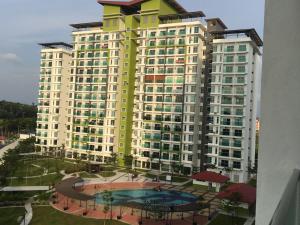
[59, 144, 66, 161]
[221, 192, 242, 225]
[73, 151, 81, 172]
[124, 155, 133, 170]
[109, 152, 118, 166]
[102, 190, 114, 221]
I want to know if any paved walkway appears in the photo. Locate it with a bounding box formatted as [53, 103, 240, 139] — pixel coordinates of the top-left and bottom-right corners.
[0, 140, 19, 162]
[0, 186, 50, 192]
[244, 216, 255, 225]
[20, 199, 33, 225]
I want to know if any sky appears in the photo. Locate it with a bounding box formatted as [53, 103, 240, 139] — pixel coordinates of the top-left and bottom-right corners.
[0, 0, 265, 105]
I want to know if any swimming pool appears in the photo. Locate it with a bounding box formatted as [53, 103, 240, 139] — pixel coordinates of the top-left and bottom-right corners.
[95, 189, 197, 206]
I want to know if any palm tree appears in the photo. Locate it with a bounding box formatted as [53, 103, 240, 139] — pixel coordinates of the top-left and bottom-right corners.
[102, 190, 114, 220]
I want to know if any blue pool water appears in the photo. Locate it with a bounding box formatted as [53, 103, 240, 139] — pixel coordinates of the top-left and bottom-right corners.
[95, 189, 197, 206]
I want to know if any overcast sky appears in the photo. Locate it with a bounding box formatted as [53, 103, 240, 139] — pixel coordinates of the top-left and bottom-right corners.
[0, 0, 265, 105]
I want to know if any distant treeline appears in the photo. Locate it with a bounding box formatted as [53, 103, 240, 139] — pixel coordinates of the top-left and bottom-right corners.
[0, 100, 36, 119]
[0, 100, 37, 136]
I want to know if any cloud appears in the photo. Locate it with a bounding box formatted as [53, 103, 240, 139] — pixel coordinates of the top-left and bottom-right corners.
[0, 53, 21, 63]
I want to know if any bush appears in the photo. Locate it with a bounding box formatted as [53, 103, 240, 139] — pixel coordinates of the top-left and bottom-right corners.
[99, 171, 116, 177]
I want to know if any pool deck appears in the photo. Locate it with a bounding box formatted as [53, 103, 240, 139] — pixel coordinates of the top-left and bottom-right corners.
[52, 181, 219, 225]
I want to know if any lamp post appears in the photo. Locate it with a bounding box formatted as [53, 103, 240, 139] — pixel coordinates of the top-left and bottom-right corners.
[110, 197, 114, 220]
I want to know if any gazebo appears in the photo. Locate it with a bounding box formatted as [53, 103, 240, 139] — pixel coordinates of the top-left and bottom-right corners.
[192, 171, 230, 192]
[54, 177, 96, 215]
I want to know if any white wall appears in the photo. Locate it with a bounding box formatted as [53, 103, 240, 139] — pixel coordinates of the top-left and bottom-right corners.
[256, 0, 300, 224]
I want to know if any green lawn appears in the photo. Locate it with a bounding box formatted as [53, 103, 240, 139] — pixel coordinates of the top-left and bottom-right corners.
[79, 172, 98, 178]
[99, 171, 116, 177]
[0, 191, 45, 202]
[8, 158, 81, 178]
[8, 174, 63, 186]
[32, 158, 80, 173]
[0, 207, 26, 225]
[209, 214, 246, 225]
[101, 166, 116, 172]
[12, 162, 44, 177]
[30, 206, 128, 225]
[145, 173, 189, 183]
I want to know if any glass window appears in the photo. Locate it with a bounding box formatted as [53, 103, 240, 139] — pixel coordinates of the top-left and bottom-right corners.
[226, 45, 234, 52]
[239, 44, 247, 51]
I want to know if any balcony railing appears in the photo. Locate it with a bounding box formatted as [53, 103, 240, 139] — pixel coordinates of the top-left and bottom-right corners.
[268, 169, 300, 225]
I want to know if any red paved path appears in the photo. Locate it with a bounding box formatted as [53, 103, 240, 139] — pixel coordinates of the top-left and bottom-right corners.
[52, 182, 208, 225]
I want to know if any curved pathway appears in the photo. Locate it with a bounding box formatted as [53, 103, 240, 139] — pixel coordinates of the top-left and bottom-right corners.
[20, 199, 33, 225]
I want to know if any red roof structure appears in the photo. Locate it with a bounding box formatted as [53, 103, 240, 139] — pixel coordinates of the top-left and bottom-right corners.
[98, 0, 187, 14]
[217, 183, 256, 205]
[192, 171, 230, 184]
[0, 136, 6, 141]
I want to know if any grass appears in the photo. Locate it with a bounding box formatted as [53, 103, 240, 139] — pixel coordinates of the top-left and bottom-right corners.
[30, 206, 128, 225]
[144, 173, 189, 183]
[8, 174, 63, 186]
[79, 172, 98, 178]
[8, 158, 81, 178]
[0, 207, 25, 225]
[12, 162, 44, 177]
[32, 158, 80, 173]
[99, 171, 116, 178]
[183, 181, 213, 192]
[209, 214, 246, 225]
[0, 191, 45, 202]
[236, 207, 250, 217]
[100, 166, 116, 172]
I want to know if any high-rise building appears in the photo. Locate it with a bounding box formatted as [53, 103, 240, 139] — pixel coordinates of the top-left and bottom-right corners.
[36, 43, 72, 152]
[36, 0, 262, 182]
[206, 30, 262, 182]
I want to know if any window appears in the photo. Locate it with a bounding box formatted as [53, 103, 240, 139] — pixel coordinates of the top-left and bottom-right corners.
[233, 151, 241, 158]
[238, 66, 246, 73]
[225, 55, 234, 62]
[105, 19, 110, 27]
[194, 27, 199, 33]
[238, 55, 246, 62]
[224, 66, 233, 73]
[237, 77, 245, 84]
[143, 16, 148, 24]
[239, 44, 247, 51]
[221, 160, 229, 167]
[233, 161, 241, 169]
[226, 45, 234, 52]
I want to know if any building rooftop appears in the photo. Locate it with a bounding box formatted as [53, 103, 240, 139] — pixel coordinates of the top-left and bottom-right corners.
[70, 21, 103, 29]
[205, 18, 228, 30]
[39, 42, 72, 49]
[159, 11, 206, 21]
[192, 171, 230, 184]
[98, 0, 187, 14]
[217, 183, 256, 205]
[211, 28, 263, 47]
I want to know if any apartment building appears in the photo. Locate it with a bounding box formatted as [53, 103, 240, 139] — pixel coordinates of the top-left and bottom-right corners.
[36, 0, 262, 182]
[206, 31, 262, 182]
[36, 43, 72, 152]
[132, 18, 206, 175]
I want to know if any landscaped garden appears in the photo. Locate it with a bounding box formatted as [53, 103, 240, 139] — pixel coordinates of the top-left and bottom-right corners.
[145, 172, 190, 183]
[7, 173, 64, 186]
[30, 206, 128, 225]
[0, 206, 128, 225]
[209, 214, 246, 225]
[0, 207, 26, 225]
